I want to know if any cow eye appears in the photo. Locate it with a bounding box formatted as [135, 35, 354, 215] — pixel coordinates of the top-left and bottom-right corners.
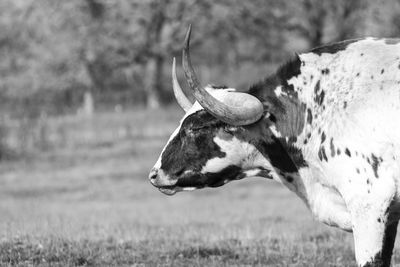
[186, 128, 196, 135]
[224, 126, 237, 134]
[188, 126, 207, 133]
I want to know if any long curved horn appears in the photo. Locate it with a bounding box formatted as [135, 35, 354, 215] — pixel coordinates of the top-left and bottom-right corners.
[182, 25, 264, 126]
[172, 57, 192, 112]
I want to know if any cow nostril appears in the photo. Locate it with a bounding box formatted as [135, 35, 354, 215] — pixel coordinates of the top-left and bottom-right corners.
[149, 168, 158, 180]
[175, 168, 185, 177]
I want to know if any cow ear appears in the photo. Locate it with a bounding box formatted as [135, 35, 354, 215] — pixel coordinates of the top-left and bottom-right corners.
[261, 100, 277, 124]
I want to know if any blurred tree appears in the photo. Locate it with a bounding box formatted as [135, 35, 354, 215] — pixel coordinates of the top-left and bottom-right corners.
[127, 0, 214, 108]
[135, 0, 174, 109]
[215, 0, 288, 63]
[387, 0, 400, 37]
[78, 0, 214, 108]
[286, 0, 369, 49]
[287, 0, 328, 47]
[81, 0, 105, 112]
[332, 0, 367, 41]
[392, 15, 400, 36]
[0, 0, 399, 115]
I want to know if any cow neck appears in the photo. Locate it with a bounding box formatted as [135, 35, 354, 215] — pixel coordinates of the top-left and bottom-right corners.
[272, 94, 307, 138]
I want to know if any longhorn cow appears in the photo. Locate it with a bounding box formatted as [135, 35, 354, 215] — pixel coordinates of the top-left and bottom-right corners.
[149, 26, 400, 267]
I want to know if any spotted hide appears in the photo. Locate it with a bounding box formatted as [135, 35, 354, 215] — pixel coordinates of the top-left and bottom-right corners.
[149, 38, 400, 267]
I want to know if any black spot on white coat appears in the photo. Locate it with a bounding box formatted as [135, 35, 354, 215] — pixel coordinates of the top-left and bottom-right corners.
[371, 154, 382, 178]
[307, 109, 313, 124]
[310, 39, 360, 55]
[384, 38, 400, 45]
[321, 68, 330, 75]
[321, 132, 326, 143]
[318, 146, 328, 162]
[330, 138, 335, 157]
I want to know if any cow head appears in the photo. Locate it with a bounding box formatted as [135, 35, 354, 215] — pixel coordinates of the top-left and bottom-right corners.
[149, 26, 287, 195]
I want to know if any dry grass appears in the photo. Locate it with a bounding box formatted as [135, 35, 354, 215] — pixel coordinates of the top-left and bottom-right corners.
[0, 107, 399, 266]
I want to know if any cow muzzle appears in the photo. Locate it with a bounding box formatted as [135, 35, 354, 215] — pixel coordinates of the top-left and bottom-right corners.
[149, 168, 199, 195]
[149, 168, 178, 195]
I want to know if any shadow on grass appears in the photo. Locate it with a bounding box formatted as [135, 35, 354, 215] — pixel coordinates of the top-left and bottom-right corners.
[175, 244, 240, 259]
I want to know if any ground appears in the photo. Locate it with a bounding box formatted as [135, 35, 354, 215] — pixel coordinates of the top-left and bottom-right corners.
[0, 107, 398, 266]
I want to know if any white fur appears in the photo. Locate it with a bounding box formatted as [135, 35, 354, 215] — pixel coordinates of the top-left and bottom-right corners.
[274, 85, 287, 97]
[201, 136, 244, 173]
[285, 38, 400, 266]
[243, 169, 262, 177]
[201, 135, 281, 180]
[269, 125, 282, 138]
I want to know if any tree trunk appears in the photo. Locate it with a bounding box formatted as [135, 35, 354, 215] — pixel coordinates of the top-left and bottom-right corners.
[82, 91, 94, 117]
[145, 57, 163, 109]
[310, 26, 323, 48]
[143, 0, 167, 109]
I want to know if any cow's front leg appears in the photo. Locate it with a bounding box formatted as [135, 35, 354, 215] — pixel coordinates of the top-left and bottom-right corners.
[381, 220, 399, 267]
[352, 211, 398, 267]
[347, 177, 397, 267]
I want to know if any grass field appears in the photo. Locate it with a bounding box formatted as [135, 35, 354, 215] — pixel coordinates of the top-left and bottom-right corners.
[0, 107, 399, 266]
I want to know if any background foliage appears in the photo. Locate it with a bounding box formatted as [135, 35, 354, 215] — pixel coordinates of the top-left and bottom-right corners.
[1, 0, 400, 115]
